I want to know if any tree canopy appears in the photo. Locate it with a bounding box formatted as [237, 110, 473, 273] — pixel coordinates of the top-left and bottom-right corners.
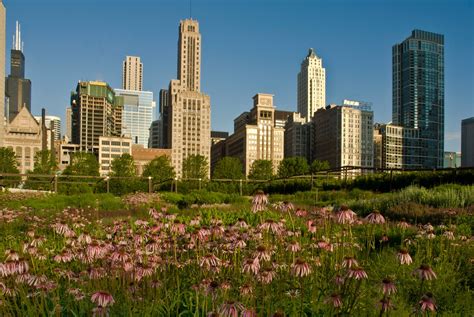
[248, 159, 273, 180]
[63, 152, 99, 176]
[142, 155, 175, 183]
[310, 160, 331, 174]
[182, 154, 208, 180]
[0, 147, 19, 174]
[277, 157, 309, 178]
[212, 157, 244, 180]
[110, 154, 136, 177]
[31, 150, 57, 175]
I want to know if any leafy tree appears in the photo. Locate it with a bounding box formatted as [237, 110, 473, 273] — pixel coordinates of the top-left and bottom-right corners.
[277, 157, 309, 178]
[110, 154, 136, 177]
[63, 152, 100, 176]
[248, 159, 273, 180]
[0, 147, 19, 174]
[31, 150, 57, 175]
[212, 157, 244, 180]
[310, 160, 330, 174]
[142, 156, 175, 184]
[182, 154, 208, 180]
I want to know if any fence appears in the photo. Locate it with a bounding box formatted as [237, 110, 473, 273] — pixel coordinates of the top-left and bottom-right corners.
[1, 166, 473, 195]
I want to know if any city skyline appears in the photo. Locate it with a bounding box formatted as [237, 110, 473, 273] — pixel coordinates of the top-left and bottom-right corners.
[3, 0, 473, 152]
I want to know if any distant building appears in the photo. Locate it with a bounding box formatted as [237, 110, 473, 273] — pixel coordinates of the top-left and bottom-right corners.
[210, 131, 229, 173]
[378, 124, 404, 169]
[5, 21, 31, 122]
[393, 30, 444, 169]
[444, 151, 461, 168]
[297, 48, 326, 121]
[122, 56, 143, 91]
[58, 142, 80, 171]
[461, 117, 474, 167]
[167, 19, 211, 178]
[211, 131, 228, 145]
[114, 89, 155, 147]
[131, 144, 172, 176]
[373, 124, 383, 169]
[312, 102, 374, 174]
[148, 119, 162, 149]
[284, 112, 310, 161]
[159, 89, 170, 148]
[34, 115, 61, 141]
[70, 81, 123, 153]
[65, 107, 72, 140]
[0, 1, 6, 147]
[98, 136, 132, 175]
[225, 94, 284, 176]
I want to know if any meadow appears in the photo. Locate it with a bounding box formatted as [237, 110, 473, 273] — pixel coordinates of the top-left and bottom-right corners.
[0, 185, 473, 316]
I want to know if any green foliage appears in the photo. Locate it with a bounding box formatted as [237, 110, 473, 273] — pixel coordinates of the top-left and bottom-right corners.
[248, 159, 273, 180]
[182, 154, 208, 180]
[142, 155, 176, 187]
[212, 157, 244, 180]
[310, 159, 330, 174]
[110, 154, 136, 177]
[63, 152, 99, 176]
[32, 150, 57, 175]
[0, 147, 19, 174]
[277, 156, 309, 178]
[108, 154, 139, 195]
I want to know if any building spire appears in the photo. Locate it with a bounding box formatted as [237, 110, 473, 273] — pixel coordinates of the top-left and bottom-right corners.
[13, 21, 23, 52]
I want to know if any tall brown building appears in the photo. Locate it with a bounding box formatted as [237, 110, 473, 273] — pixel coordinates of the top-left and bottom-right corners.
[71, 81, 123, 153]
[168, 19, 211, 178]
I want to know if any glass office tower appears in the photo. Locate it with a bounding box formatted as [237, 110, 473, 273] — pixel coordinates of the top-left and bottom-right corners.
[114, 89, 155, 148]
[392, 29, 444, 169]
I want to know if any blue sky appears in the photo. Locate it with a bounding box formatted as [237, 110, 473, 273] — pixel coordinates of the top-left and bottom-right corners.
[4, 0, 473, 152]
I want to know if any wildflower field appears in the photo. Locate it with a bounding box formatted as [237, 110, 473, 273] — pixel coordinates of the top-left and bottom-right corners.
[0, 185, 473, 316]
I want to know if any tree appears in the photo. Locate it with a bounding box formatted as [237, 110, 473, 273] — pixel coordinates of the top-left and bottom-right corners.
[212, 157, 244, 180]
[32, 150, 57, 175]
[110, 154, 136, 177]
[277, 157, 309, 178]
[142, 156, 175, 184]
[182, 154, 208, 180]
[0, 147, 19, 174]
[248, 159, 273, 180]
[63, 152, 100, 176]
[310, 160, 330, 174]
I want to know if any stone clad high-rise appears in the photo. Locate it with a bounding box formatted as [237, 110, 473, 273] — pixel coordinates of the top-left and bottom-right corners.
[122, 56, 143, 91]
[168, 19, 211, 178]
[393, 30, 444, 169]
[297, 48, 326, 121]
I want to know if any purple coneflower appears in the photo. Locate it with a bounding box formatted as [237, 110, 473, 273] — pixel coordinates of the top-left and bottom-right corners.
[443, 231, 455, 240]
[307, 220, 318, 233]
[325, 293, 343, 309]
[239, 283, 253, 296]
[295, 208, 307, 217]
[381, 277, 397, 295]
[53, 250, 74, 263]
[260, 219, 282, 235]
[365, 210, 385, 224]
[254, 245, 272, 262]
[378, 297, 394, 313]
[334, 205, 357, 225]
[4, 249, 19, 261]
[199, 253, 222, 270]
[241, 308, 257, 317]
[218, 301, 244, 317]
[91, 291, 115, 307]
[251, 190, 268, 213]
[397, 248, 413, 265]
[258, 267, 276, 284]
[413, 264, 437, 281]
[242, 258, 260, 275]
[286, 241, 301, 253]
[342, 256, 358, 268]
[348, 266, 368, 280]
[234, 218, 248, 229]
[418, 292, 436, 312]
[291, 258, 312, 278]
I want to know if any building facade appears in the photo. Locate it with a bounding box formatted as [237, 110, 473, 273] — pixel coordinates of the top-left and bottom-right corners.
[393, 30, 444, 169]
[461, 117, 474, 167]
[0, 0, 5, 147]
[443, 151, 461, 168]
[65, 107, 72, 140]
[148, 119, 162, 149]
[98, 136, 132, 175]
[297, 48, 326, 121]
[71, 81, 123, 153]
[114, 89, 155, 147]
[225, 94, 284, 176]
[284, 112, 310, 161]
[122, 56, 143, 91]
[158, 89, 170, 148]
[168, 19, 211, 178]
[312, 103, 374, 174]
[131, 144, 172, 176]
[5, 21, 31, 122]
[34, 115, 61, 141]
[379, 124, 404, 169]
[373, 124, 383, 169]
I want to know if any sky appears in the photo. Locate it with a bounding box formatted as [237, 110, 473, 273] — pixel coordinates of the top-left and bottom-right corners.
[3, 0, 474, 152]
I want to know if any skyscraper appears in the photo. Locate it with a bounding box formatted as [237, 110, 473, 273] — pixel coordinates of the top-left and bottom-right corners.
[34, 115, 61, 141]
[461, 117, 474, 167]
[393, 30, 444, 169]
[297, 48, 326, 121]
[168, 19, 211, 178]
[122, 56, 143, 91]
[114, 89, 155, 147]
[65, 107, 72, 140]
[5, 21, 31, 121]
[0, 0, 5, 147]
[71, 81, 123, 153]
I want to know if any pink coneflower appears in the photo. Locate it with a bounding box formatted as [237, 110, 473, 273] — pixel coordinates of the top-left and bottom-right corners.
[325, 293, 343, 309]
[260, 219, 282, 235]
[233, 237, 247, 249]
[286, 241, 301, 253]
[316, 240, 333, 252]
[342, 256, 359, 268]
[307, 220, 318, 233]
[204, 280, 220, 297]
[252, 190, 268, 213]
[52, 221, 71, 235]
[397, 221, 410, 229]
[241, 308, 257, 317]
[171, 220, 186, 235]
[68, 288, 85, 301]
[254, 245, 272, 262]
[291, 258, 312, 277]
[258, 267, 276, 284]
[199, 253, 222, 270]
[397, 249, 413, 265]
[443, 231, 455, 240]
[348, 266, 368, 280]
[295, 208, 307, 217]
[4, 249, 19, 261]
[380, 234, 389, 243]
[234, 218, 248, 229]
[239, 283, 253, 296]
[381, 277, 397, 295]
[334, 205, 357, 225]
[365, 210, 386, 224]
[418, 292, 436, 312]
[413, 264, 437, 281]
[378, 297, 394, 313]
[110, 247, 130, 263]
[334, 274, 344, 286]
[53, 250, 74, 263]
[218, 301, 244, 317]
[242, 258, 260, 275]
[190, 217, 201, 226]
[280, 201, 295, 212]
[91, 291, 115, 307]
[0, 258, 29, 276]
